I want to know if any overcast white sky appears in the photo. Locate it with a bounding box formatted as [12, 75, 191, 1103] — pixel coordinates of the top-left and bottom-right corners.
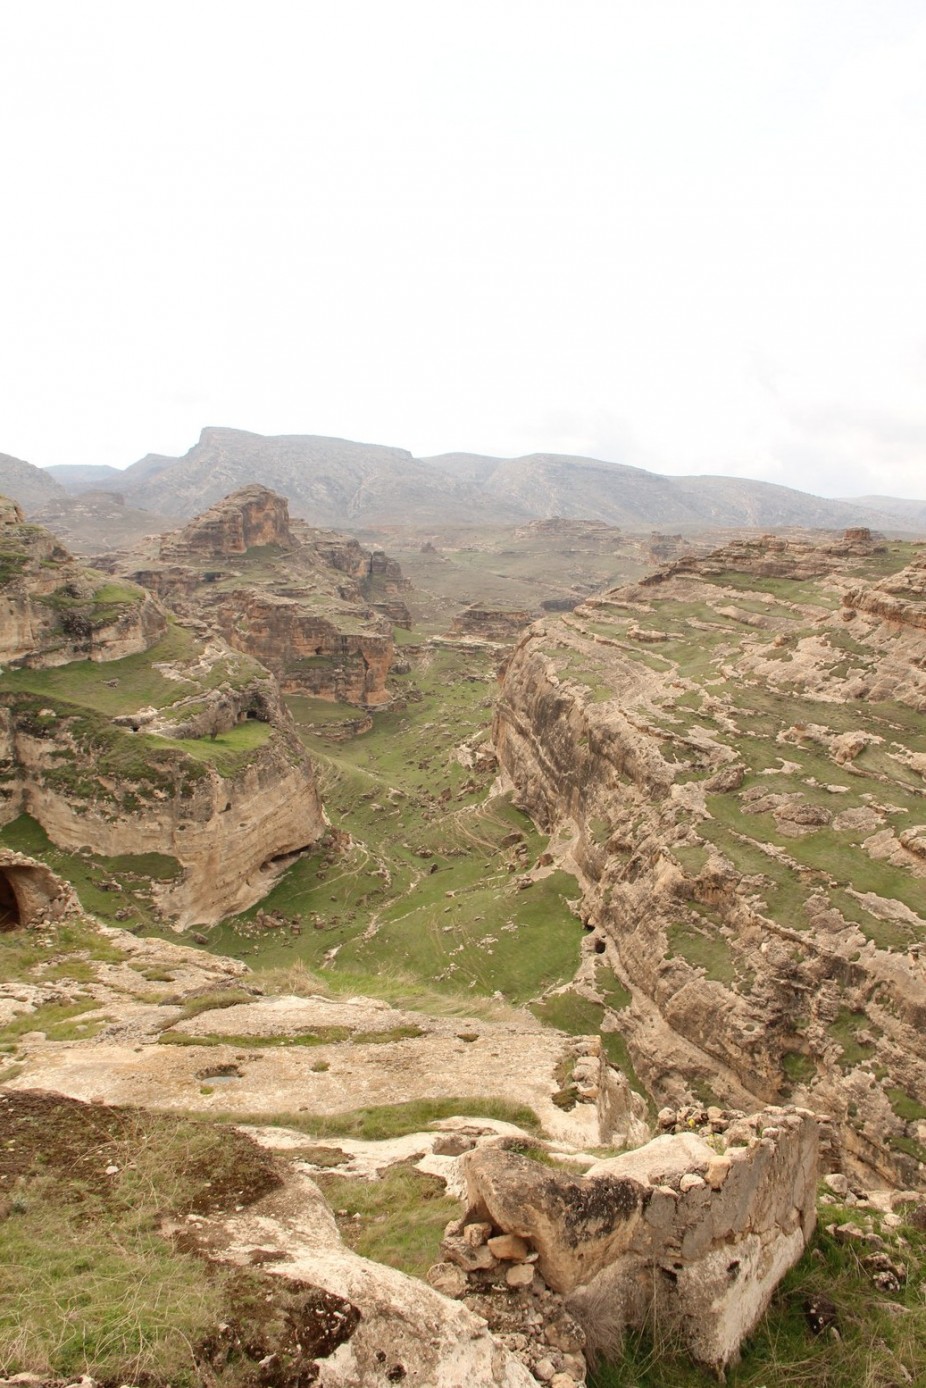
[1, 1, 925, 497]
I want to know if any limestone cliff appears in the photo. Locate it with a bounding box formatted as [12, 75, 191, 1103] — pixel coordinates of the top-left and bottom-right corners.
[493, 533, 926, 1188]
[0, 501, 326, 926]
[0, 496, 166, 667]
[449, 606, 534, 643]
[109, 487, 410, 706]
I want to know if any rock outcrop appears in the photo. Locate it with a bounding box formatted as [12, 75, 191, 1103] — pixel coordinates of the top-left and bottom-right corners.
[159, 483, 293, 559]
[108, 487, 410, 706]
[451, 1107, 817, 1373]
[0, 849, 77, 928]
[0, 502, 326, 927]
[0, 680, 324, 928]
[449, 607, 534, 644]
[493, 534, 926, 1188]
[0, 497, 166, 667]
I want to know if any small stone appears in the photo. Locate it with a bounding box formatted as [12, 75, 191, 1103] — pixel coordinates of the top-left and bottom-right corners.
[426, 1262, 467, 1298]
[488, 1233, 530, 1261]
[824, 1172, 849, 1197]
[543, 1316, 584, 1354]
[706, 1156, 731, 1189]
[462, 1220, 493, 1247]
[551, 1378, 578, 1388]
[441, 1235, 496, 1271]
[534, 1359, 556, 1382]
[657, 1106, 676, 1128]
[432, 1133, 475, 1156]
[679, 1173, 706, 1193]
[505, 1263, 534, 1289]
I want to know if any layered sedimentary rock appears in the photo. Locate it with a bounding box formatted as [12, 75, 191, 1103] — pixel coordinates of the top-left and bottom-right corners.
[449, 606, 534, 643]
[110, 487, 410, 706]
[0, 496, 166, 667]
[493, 532, 926, 1188]
[0, 500, 326, 927]
[160, 483, 293, 558]
[455, 1107, 817, 1372]
[0, 672, 324, 929]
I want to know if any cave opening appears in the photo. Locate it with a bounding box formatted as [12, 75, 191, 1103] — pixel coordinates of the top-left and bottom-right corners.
[0, 871, 20, 930]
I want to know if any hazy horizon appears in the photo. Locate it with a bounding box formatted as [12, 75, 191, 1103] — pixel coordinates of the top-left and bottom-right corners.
[25, 424, 926, 505]
[3, 3, 925, 498]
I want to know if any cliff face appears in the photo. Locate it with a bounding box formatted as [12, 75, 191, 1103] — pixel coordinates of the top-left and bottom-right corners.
[0, 503, 326, 927]
[493, 534, 926, 1188]
[0, 497, 166, 667]
[449, 607, 534, 643]
[4, 708, 323, 927]
[113, 488, 408, 706]
[159, 485, 293, 559]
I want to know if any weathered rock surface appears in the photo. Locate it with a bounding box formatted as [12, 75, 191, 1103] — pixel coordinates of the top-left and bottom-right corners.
[0, 502, 326, 925]
[8, 995, 616, 1149]
[449, 607, 534, 643]
[168, 1162, 536, 1387]
[108, 487, 410, 706]
[0, 497, 166, 667]
[2, 703, 323, 927]
[493, 533, 926, 1188]
[0, 849, 77, 928]
[159, 483, 294, 559]
[456, 1107, 818, 1371]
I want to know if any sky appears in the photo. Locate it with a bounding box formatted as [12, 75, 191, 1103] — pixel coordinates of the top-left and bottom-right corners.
[1, 1, 925, 499]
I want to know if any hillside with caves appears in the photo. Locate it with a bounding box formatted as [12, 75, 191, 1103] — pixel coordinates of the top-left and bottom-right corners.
[1, 490, 926, 1388]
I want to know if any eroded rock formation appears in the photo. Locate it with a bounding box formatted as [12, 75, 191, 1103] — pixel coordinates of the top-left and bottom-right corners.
[0, 849, 77, 928]
[0, 496, 166, 667]
[109, 487, 410, 706]
[449, 607, 535, 644]
[493, 533, 926, 1188]
[0, 502, 327, 927]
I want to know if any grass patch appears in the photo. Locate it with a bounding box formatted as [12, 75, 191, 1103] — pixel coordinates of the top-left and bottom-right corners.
[0, 1092, 284, 1386]
[230, 1096, 543, 1141]
[316, 1164, 459, 1279]
[887, 1087, 926, 1123]
[781, 1050, 816, 1087]
[0, 1000, 104, 1048]
[827, 1009, 879, 1069]
[597, 966, 632, 1011]
[666, 922, 736, 986]
[0, 621, 265, 716]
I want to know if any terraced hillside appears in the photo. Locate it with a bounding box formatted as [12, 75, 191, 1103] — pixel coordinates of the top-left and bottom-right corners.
[493, 532, 926, 1187]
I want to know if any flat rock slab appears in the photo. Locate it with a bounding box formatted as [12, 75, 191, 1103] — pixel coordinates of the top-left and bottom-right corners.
[174, 993, 421, 1038]
[6, 1023, 591, 1142]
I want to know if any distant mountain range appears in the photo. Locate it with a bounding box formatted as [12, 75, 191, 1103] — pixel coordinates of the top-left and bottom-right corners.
[1, 428, 923, 537]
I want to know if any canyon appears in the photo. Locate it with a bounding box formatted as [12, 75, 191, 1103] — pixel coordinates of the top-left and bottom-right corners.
[1, 488, 925, 1388]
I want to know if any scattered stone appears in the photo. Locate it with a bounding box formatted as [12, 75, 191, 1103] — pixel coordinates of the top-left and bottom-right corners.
[488, 1233, 530, 1261]
[426, 1261, 468, 1298]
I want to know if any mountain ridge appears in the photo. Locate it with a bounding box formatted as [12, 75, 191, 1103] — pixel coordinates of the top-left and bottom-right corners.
[1, 427, 923, 534]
